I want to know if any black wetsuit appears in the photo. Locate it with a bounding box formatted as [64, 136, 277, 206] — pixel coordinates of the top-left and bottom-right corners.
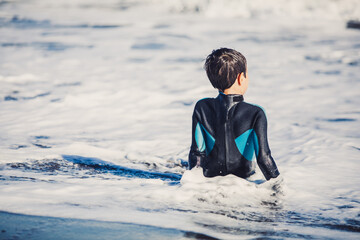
[188, 93, 279, 180]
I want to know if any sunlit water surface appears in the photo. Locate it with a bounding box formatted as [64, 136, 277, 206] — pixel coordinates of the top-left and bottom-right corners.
[0, 0, 359, 239]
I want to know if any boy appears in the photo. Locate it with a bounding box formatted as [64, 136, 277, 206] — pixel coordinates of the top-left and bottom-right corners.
[188, 48, 279, 181]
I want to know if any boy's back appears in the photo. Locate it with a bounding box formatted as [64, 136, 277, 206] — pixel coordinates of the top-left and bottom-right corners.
[189, 92, 279, 180]
[188, 48, 279, 180]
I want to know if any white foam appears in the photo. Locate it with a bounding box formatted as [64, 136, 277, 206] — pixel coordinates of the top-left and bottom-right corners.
[0, 0, 359, 238]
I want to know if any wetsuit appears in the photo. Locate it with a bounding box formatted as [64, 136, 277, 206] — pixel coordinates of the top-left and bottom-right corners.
[188, 93, 279, 180]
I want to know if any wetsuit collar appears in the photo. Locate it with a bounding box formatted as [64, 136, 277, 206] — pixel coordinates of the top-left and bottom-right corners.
[218, 91, 244, 110]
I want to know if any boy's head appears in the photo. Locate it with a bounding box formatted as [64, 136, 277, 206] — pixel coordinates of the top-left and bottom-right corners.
[204, 48, 247, 93]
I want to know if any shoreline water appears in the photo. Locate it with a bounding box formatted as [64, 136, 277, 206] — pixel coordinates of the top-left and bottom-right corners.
[0, 211, 218, 240]
[0, 0, 359, 239]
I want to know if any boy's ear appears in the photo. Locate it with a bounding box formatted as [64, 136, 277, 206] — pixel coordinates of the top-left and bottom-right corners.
[237, 72, 245, 85]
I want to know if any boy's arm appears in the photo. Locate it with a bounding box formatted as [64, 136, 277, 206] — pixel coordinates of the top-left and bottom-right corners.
[188, 109, 206, 169]
[254, 109, 280, 180]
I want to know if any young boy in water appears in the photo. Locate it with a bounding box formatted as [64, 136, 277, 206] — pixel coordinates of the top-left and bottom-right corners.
[188, 48, 279, 181]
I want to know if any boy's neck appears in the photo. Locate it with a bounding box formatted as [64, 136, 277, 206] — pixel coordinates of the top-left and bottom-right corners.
[222, 89, 243, 95]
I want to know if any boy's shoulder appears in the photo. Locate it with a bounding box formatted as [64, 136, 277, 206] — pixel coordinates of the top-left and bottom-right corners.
[194, 97, 215, 107]
[195, 97, 214, 104]
[193, 97, 216, 114]
[242, 101, 266, 112]
[240, 101, 267, 119]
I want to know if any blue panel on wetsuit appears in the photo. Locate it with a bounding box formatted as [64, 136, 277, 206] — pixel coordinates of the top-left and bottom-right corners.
[195, 122, 206, 152]
[235, 129, 259, 161]
[253, 130, 259, 157]
[195, 122, 215, 156]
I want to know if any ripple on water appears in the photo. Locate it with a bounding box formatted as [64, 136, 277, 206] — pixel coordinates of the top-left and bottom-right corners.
[0, 16, 124, 29]
[131, 43, 166, 50]
[317, 118, 357, 122]
[1, 42, 93, 51]
[2, 156, 182, 182]
[3, 92, 51, 102]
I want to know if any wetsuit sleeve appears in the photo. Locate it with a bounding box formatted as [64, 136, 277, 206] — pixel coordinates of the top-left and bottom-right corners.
[188, 108, 206, 169]
[254, 109, 280, 180]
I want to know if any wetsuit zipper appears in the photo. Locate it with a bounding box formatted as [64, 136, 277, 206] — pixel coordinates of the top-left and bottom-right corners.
[223, 109, 230, 174]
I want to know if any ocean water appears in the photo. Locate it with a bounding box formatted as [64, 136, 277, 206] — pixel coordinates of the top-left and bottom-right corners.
[0, 0, 360, 239]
